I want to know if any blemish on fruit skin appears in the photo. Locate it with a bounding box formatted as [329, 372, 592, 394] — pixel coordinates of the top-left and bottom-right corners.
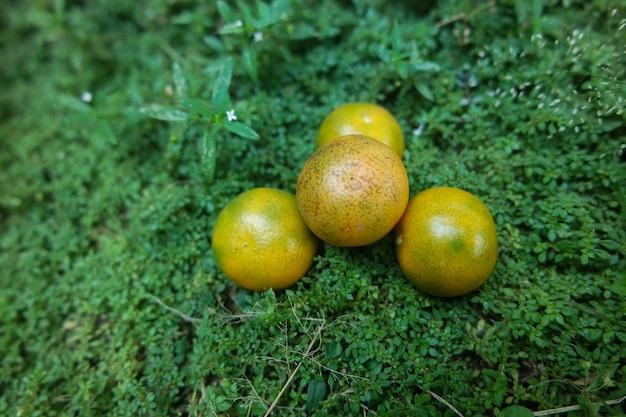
[450, 238, 465, 252]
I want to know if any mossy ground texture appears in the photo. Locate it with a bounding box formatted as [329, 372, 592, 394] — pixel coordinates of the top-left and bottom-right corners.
[1, 1, 625, 416]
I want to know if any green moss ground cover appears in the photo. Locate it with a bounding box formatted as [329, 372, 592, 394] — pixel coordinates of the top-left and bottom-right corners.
[1, 0, 625, 415]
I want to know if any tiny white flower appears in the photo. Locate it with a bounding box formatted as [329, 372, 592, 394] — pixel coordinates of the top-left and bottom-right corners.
[412, 123, 425, 137]
[81, 91, 93, 103]
[226, 109, 237, 122]
[253, 31, 263, 42]
[235, 19, 243, 27]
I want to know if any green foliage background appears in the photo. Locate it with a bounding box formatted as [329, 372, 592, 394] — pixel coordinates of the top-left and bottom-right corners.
[1, 0, 625, 416]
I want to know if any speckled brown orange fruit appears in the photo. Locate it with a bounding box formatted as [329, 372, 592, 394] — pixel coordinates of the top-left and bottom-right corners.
[296, 134, 409, 247]
[395, 187, 498, 297]
[316, 102, 405, 158]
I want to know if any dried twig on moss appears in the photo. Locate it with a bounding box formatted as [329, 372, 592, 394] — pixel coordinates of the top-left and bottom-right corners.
[263, 322, 324, 417]
[533, 394, 626, 416]
[152, 296, 202, 324]
[426, 389, 465, 417]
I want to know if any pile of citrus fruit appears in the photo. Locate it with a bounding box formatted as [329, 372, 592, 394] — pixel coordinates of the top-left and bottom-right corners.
[211, 102, 498, 297]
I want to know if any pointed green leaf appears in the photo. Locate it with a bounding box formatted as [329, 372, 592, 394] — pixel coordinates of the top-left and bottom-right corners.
[223, 120, 260, 140]
[140, 105, 189, 121]
[58, 94, 93, 114]
[256, 1, 272, 27]
[412, 61, 441, 73]
[216, 0, 235, 21]
[95, 119, 117, 145]
[52, 0, 65, 16]
[257, 1, 281, 28]
[219, 20, 245, 35]
[396, 61, 409, 79]
[242, 46, 258, 83]
[203, 35, 226, 52]
[236, 0, 254, 29]
[217, 0, 246, 34]
[415, 81, 435, 101]
[180, 98, 215, 119]
[211, 58, 233, 112]
[200, 128, 219, 183]
[172, 62, 188, 99]
[410, 41, 421, 66]
[391, 21, 403, 52]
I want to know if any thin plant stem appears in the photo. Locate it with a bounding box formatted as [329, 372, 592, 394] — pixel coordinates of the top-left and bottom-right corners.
[263, 323, 324, 417]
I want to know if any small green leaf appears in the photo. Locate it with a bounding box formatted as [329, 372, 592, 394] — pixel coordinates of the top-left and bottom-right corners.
[0, 196, 22, 208]
[608, 273, 626, 296]
[223, 120, 260, 140]
[200, 128, 218, 183]
[140, 105, 189, 121]
[306, 377, 328, 412]
[580, 253, 589, 265]
[211, 58, 234, 112]
[250, 402, 267, 415]
[538, 251, 547, 263]
[555, 240, 576, 252]
[499, 405, 535, 417]
[325, 340, 343, 359]
[215, 396, 232, 412]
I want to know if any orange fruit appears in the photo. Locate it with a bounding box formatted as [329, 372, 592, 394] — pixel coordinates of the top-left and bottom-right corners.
[395, 187, 498, 297]
[316, 102, 405, 158]
[296, 134, 409, 247]
[212, 188, 319, 291]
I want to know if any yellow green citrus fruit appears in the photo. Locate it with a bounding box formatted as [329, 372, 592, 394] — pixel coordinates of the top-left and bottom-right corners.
[395, 187, 498, 297]
[212, 188, 319, 291]
[296, 134, 409, 247]
[316, 102, 405, 158]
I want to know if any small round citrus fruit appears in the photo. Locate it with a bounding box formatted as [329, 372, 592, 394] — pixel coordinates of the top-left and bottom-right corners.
[317, 102, 405, 157]
[395, 187, 498, 297]
[212, 188, 319, 291]
[296, 134, 409, 247]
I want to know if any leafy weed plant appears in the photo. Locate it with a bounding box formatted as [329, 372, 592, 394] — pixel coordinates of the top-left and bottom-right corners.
[1, 0, 625, 416]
